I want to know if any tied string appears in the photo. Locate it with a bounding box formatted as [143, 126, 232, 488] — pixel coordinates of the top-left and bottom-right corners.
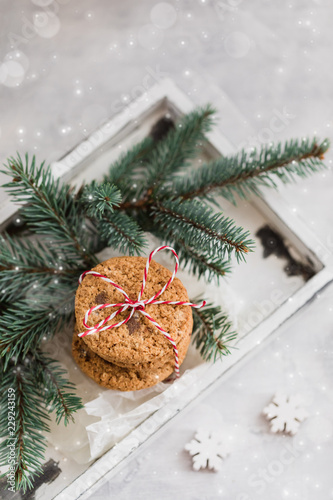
[77, 245, 206, 378]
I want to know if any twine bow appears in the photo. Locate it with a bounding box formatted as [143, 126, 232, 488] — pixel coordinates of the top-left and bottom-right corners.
[77, 246, 206, 377]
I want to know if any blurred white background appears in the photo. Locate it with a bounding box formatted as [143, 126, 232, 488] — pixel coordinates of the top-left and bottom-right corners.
[0, 1, 332, 499]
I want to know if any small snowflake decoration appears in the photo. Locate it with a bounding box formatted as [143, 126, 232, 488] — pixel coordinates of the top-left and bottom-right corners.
[185, 428, 230, 471]
[263, 393, 308, 435]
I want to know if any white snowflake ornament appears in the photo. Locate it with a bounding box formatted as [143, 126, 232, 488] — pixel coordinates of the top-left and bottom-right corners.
[185, 428, 230, 471]
[263, 393, 308, 435]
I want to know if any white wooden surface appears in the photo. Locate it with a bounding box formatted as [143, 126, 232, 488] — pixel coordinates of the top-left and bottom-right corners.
[0, 2, 332, 497]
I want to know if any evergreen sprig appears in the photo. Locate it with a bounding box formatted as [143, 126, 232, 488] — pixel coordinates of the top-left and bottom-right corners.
[144, 105, 215, 193]
[0, 105, 329, 491]
[107, 136, 154, 195]
[1, 154, 96, 266]
[80, 181, 122, 219]
[151, 198, 253, 262]
[153, 228, 232, 281]
[0, 350, 82, 492]
[0, 358, 51, 492]
[0, 233, 80, 303]
[95, 211, 147, 255]
[0, 292, 74, 369]
[192, 301, 237, 361]
[169, 137, 330, 204]
[33, 350, 84, 425]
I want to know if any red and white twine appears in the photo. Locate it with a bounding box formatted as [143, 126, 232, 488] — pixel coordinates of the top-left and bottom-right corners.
[78, 246, 206, 378]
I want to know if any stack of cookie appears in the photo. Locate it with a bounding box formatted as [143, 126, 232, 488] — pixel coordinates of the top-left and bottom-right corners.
[72, 256, 193, 391]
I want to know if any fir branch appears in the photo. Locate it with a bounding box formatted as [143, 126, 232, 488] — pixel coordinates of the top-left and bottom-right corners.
[0, 359, 50, 492]
[1, 154, 96, 266]
[33, 351, 84, 425]
[104, 136, 155, 205]
[153, 225, 231, 281]
[169, 240, 232, 281]
[78, 181, 147, 255]
[170, 138, 330, 204]
[80, 181, 122, 219]
[151, 198, 253, 262]
[0, 233, 80, 302]
[0, 288, 75, 368]
[142, 105, 215, 195]
[107, 136, 154, 189]
[192, 302, 237, 361]
[96, 211, 147, 256]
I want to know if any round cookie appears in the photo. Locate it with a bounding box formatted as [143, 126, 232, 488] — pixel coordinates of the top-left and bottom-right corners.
[74, 312, 191, 370]
[72, 329, 174, 391]
[73, 319, 191, 372]
[75, 256, 193, 366]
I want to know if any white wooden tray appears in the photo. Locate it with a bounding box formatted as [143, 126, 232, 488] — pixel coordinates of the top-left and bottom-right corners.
[1, 79, 332, 500]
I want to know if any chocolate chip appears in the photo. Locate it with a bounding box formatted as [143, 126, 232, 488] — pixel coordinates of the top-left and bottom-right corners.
[127, 312, 142, 335]
[78, 347, 89, 360]
[95, 291, 108, 304]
